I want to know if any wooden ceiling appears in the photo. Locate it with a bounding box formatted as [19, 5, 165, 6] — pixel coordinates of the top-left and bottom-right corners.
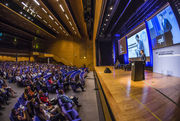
[0, 0, 88, 41]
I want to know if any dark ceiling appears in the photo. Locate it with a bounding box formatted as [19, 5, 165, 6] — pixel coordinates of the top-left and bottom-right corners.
[97, 0, 168, 40]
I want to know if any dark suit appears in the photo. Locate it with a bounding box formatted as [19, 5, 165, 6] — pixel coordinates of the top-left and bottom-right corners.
[162, 19, 173, 45]
[141, 53, 146, 80]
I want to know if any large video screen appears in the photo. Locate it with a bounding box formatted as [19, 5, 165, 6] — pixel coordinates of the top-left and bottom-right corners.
[147, 6, 180, 49]
[118, 37, 127, 55]
[127, 29, 150, 58]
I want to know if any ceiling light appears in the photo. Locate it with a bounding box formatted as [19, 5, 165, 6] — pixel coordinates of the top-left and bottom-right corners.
[57, 0, 59, 1]
[28, 17, 31, 19]
[21, 2, 28, 7]
[108, 14, 110, 16]
[49, 15, 54, 20]
[30, 9, 34, 13]
[42, 8, 47, 13]
[69, 21, 72, 26]
[72, 27, 75, 30]
[20, 12, 23, 14]
[110, 7, 113, 10]
[33, 0, 40, 6]
[65, 14, 69, 20]
[106, 19, 108, 21]
[5, 3, 8, 6]
[43, 20, 47, 24]
[59, 4, 64, 12]
[37, 15, 42, 19]
[55, 22, 58, 25]
[104, 24, 106, 26]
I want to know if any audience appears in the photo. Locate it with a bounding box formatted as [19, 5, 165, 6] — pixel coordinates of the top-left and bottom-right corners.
[0, 61, 88, 121]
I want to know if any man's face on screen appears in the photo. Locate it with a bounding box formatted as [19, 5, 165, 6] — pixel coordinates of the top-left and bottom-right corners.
[159, 15, 163, 23]
[136, 36, 139, 42]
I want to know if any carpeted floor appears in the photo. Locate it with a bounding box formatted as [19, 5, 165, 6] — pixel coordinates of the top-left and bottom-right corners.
[0, 71, 100, 121]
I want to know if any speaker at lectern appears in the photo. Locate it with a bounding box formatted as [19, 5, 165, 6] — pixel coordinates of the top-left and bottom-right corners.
[131, 61, 144, 81]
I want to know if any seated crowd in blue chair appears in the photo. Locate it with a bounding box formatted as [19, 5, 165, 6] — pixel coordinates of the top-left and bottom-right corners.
[0, 78, 16, 115]
[0, 62, 88, 121]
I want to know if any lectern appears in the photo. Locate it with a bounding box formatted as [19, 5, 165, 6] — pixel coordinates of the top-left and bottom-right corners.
[131, 61, 144, 81]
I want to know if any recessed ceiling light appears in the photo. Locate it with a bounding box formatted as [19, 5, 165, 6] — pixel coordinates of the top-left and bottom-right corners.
[104, 24, 106, 26]
[42, 8, 47, 13]
[65, 14, 69, 20]
[55, 22, 58, 25]
[49, 15, 54, 20]
[5, 3, 8, 6]
[37, 15, 42, 19]
[21, 2, 28, 7]
[33, 0, 40, 6]
[69, 21, 72, 26]
[20, 12, 23, 14]
[30, 9, 34, 13]
[59, 4, 64, 12]
[108, 14, 110, 16]
[110, 7, 113, 10]
[43, 20, 47, 24]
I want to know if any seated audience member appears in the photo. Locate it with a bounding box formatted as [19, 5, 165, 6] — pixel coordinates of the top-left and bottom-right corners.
[58, 89, 81, 107]
[11, 108, 28, 121]
[39, 90, 51, 105]
[0, 86, 9, 105]
[1, 84, 16, 97]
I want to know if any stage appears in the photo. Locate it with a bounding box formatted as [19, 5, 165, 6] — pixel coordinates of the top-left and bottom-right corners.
[95, 66, 180, 121]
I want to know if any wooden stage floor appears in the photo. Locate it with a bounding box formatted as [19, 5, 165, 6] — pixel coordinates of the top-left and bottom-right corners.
[95, 66, 180, 121]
